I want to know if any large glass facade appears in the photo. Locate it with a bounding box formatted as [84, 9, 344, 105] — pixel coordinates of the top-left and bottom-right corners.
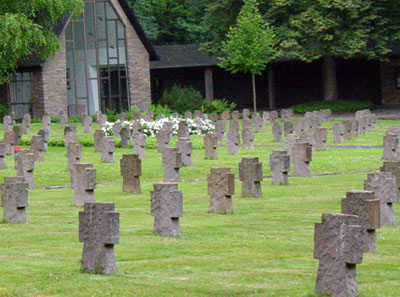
[9, 72, 32, 119]
[66, 0, 129, 115]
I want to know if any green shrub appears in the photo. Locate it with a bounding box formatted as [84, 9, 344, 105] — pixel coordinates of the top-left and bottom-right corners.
[68, 116, 81, 123]
[290, 100, 374, 114]
[105, 109, 119, 122]
[121, 105, 141, 121]
[31, 118, 41, 123]
[201, 99, 236, 115]
[158, 85, 204, 114]
[0, 104, 9, 121]
[50, 116, 60, 123]
[147, 104, 172, 119]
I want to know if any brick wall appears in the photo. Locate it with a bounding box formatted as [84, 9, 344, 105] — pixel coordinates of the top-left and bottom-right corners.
[41, 28, 68, 117]
[111, 0, 151, 112]
[380, 58, 400, 106]
[31, 69, 45, 117]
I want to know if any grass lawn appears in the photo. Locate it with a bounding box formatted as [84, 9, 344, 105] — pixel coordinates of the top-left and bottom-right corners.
[0, 119, 399, 296]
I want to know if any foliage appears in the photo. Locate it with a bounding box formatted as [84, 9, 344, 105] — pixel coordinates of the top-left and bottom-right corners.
[121, 106, 141, 121]
[147, 103, 172, 119]
[50, 116, 60, 123]
[105, 109, 119, 122]
[158, 85, 205, 114]
[68, 116, 82, 123]
[0, 104, 9, 120]
[290, 100, 374, 114]
[129, 0, 207, 45]
[0, 0, 83, 83]
[219, 0, 278, 75]
[200, 99, 236, 115]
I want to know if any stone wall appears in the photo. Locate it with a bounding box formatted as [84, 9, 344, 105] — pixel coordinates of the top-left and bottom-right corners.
[31, 70, 44, 117]
[111, 0, 151, 112]
[41, 28, 68, 117]
[380, 58, 400, 106]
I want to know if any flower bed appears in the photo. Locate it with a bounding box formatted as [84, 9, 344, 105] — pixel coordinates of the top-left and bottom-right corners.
[102, 117, 215, 137]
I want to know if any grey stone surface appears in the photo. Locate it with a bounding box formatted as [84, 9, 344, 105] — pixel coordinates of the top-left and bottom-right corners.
[64, 125, 77, 147]
[83, 115, 92, 133]
[157, 129, 171, 153]
[239, 157, 263, 197]
[42, 115, 51, 133]
[381, 161, 400, 195]
[227, 130, 240, 155]
[64, 124, 77, 136]
[120, 154, 142, 193]
[3, 115, 12, 131]
[314, 128, 328, 151]
[38, 129, 49, 152]
[184, 111, 192, 119]
[162, 147, 182, 182]
[231, 111, 239, 120]
[177, 137, 192, 167]
[120, 127, 131, 148]
[229, 119, 240, 133]
[22, 114, 31, 134]
[101, 137, 115, 163]
[31, 135, 44, 162]
[13, 126, 23, 145]
[262, 111, 270, 125]
[98, 114, 107, 128]
[280, 109, 293, 121]
[382, 131, 400, 161]
[270, 111, 278, 122]
[204, 133, 218, 159]
[284, 134, 297, 157]
[73, 163, 96, 207]
[314, 213, 365, 297]
[292, 142, 312, 176]
[222, 111, 230, 124]
[215, 122, 226, 141]
[177, 121, 189, 138]
[151, 183, 183, 237]
[270, 150, 290, 185]
[112, 122, 121, 138]
[14, 149, 35, 189]
[342, 120, 352, 140]
[341, 190, 380, 253]
[242, 108, 250, 119]
[320, 109, 332, 121]
[94, 130, 106, 153]
[3, 131, 15, 155]
[283, 121, 294, 136]
[79, 202, 119, 274]
[1, 176, 29, 224]
[60, 111, 68, 128]
[242, 126, 254, 150]
[0, 141, 6, 169]
[67, 141, 82, 175]
[350, 119, 359, 137]
[333, 123, 346, 143]
[194, 110, 202, 119]
[364, 172, 398, 226]
[133, 132, 146, 159]
[272, 122, 283, 142]
[252, 113, 263, 132]
[209, 113, 218, 123]
[207, 168, 235, 214]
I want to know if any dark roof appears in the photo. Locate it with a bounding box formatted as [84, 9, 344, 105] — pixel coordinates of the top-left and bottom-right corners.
[150, 44, 221, 69]
[18, 0, 157, 68]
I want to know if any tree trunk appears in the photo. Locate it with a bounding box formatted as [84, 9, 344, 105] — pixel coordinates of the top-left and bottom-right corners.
[268, 65, 276, 109]
[252, 73, 257, 112]
[322, 56, 338, 102]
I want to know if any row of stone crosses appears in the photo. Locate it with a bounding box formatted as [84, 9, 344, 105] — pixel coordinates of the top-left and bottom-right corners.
[1, 108, 390, 296]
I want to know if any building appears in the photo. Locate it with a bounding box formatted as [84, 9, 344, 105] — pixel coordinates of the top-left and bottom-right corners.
[0, 0, 158, 119]
[150, 44, 400, 110]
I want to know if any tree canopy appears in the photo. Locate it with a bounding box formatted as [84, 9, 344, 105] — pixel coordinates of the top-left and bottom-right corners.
[0, 0, 82, 83]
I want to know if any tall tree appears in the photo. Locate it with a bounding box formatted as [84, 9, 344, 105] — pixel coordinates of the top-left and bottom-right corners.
[219, 0, 278, 112]
[0, 0, 82, 83]
[266, 0, 400, 101]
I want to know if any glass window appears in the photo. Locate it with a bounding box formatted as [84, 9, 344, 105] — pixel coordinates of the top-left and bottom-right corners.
[65, 0, 130, 114]
[9, 72, 32, 119]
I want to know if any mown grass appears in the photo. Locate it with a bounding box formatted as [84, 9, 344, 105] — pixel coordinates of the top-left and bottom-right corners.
[0, 119, 399, 297]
